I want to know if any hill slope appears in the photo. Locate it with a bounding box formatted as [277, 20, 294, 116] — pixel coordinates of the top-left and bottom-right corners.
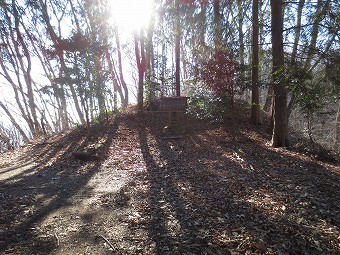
[0, 104, 339, 255]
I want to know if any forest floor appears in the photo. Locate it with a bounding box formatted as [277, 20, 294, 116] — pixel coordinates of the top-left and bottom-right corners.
[0, 102, 339, 255]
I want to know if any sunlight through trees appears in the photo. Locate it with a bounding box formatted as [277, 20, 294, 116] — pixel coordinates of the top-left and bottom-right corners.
[0, 0, 339, 151]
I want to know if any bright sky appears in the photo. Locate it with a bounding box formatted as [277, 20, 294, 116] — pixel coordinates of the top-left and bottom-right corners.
[1, 1, 156, 129]
[109, 0, 154, 33]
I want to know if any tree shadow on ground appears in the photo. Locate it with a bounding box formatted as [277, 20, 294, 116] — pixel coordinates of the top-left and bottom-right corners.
[0, 115, 120, 254]
[136, 111, 340, 254]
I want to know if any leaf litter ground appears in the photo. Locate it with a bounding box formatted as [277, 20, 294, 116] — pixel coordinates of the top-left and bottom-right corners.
[0, 102, 339, 255]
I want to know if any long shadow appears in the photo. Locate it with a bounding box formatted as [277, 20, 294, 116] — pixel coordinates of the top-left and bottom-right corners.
[139, 127, 205, 254]
[0, 115, 120, 254]
[137, 111, 340, 254]
[232, 135, 339, 253]
[137, 114, 246, 254]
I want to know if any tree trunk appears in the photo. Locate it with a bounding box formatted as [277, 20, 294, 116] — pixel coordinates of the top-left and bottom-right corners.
[198, 0, 207, 49]
[69, 83, 85, 124]
[161, 41, 166, 97]
[0, 101, 29, 142]
[270, 0, 290, 147]
[105, 49, 125, 107]
[39, 0, 69, 130]
[0, 51, 34, 133]
[286, 0, 305, 119]
[304, 0, 330, 71]
[237, 0, 245, 83]
[12, 1, 41, 136]
[335, 99, 340, 150]
[175, 0, 181, 97]
[146, 15, 155, 104]
[94, 54, 106, 114]
[291, 0, 305, 64]
[115, 29, 129, 108]
[213, 0, 222, 50]
[250, 0, 261, 125]
[57, 73, 69, 130]
[263, 84, 273, 112]
[135, 30, 146, 112]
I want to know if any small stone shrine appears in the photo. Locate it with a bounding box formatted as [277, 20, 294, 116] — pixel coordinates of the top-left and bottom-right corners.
[160, 97, 189, 136]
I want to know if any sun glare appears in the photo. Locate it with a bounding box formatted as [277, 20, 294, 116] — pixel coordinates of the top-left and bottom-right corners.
[110, 0, 154, 33]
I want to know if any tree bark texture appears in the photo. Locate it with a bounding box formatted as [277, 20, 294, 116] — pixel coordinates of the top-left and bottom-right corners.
[250, 0, 261, 125]
[175, 0, 181, 97]
[270, 0, 290, 147]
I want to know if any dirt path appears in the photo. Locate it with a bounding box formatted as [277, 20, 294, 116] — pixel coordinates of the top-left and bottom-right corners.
[0, 109, 339, 254]
[0, 114, 147, 254]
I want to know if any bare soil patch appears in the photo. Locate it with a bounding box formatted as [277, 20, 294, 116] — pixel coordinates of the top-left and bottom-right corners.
[0, 104, 339, 254]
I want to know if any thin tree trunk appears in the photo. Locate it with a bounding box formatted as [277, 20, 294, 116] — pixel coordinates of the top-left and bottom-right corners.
[286, 0, 305, 119]
[0, 101, 29, 142]
[291, 0, 305, 63]
[304, 0, 330, 70]
[0, 51, 34, 132]
[115, 30, 129, 109]
[94, 56, 106, 114]
[161, 41, 166, 97]
[105, 49, 125, 107]
[335, 99, 340, 150]
[58, 73, 69, 130]
[69, 83, 85, 124]
[175, 0, 181, 97]
[12, 0, 41, 137]
[251, 0, 261, 125]
[146, 15, 155, 104]
[237, 0, 245, 83]
[263, 84, 273, 112]
[134, 29, 146, 112]
[39, 0, 69, 130]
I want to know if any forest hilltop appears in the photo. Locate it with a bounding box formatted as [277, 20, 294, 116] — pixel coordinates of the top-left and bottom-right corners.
[0, 0, 340, 152]
[0, 103, 339, 254]
[0, 0, 340, 253]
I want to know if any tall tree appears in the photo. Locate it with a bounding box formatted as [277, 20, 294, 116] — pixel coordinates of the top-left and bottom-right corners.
[0, 1, 43, 137]
[250, 0, 261, 125]
[198, 0, 207, 49]
[38, 0, 69, 130]
[135, 29, 146, 111]
[115, 28, 129, 109]
[175, 0, 181, 97]
[237, 0, 245, 84]
[146, 14, 156, 105]
[286, 0, 305, 117]
[270, 0, 290, 147]
[12, 0, 41, 136]
[304, 0, 331, 71]
[213, 0, 222, 50]
[325, 50, 340, 150]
